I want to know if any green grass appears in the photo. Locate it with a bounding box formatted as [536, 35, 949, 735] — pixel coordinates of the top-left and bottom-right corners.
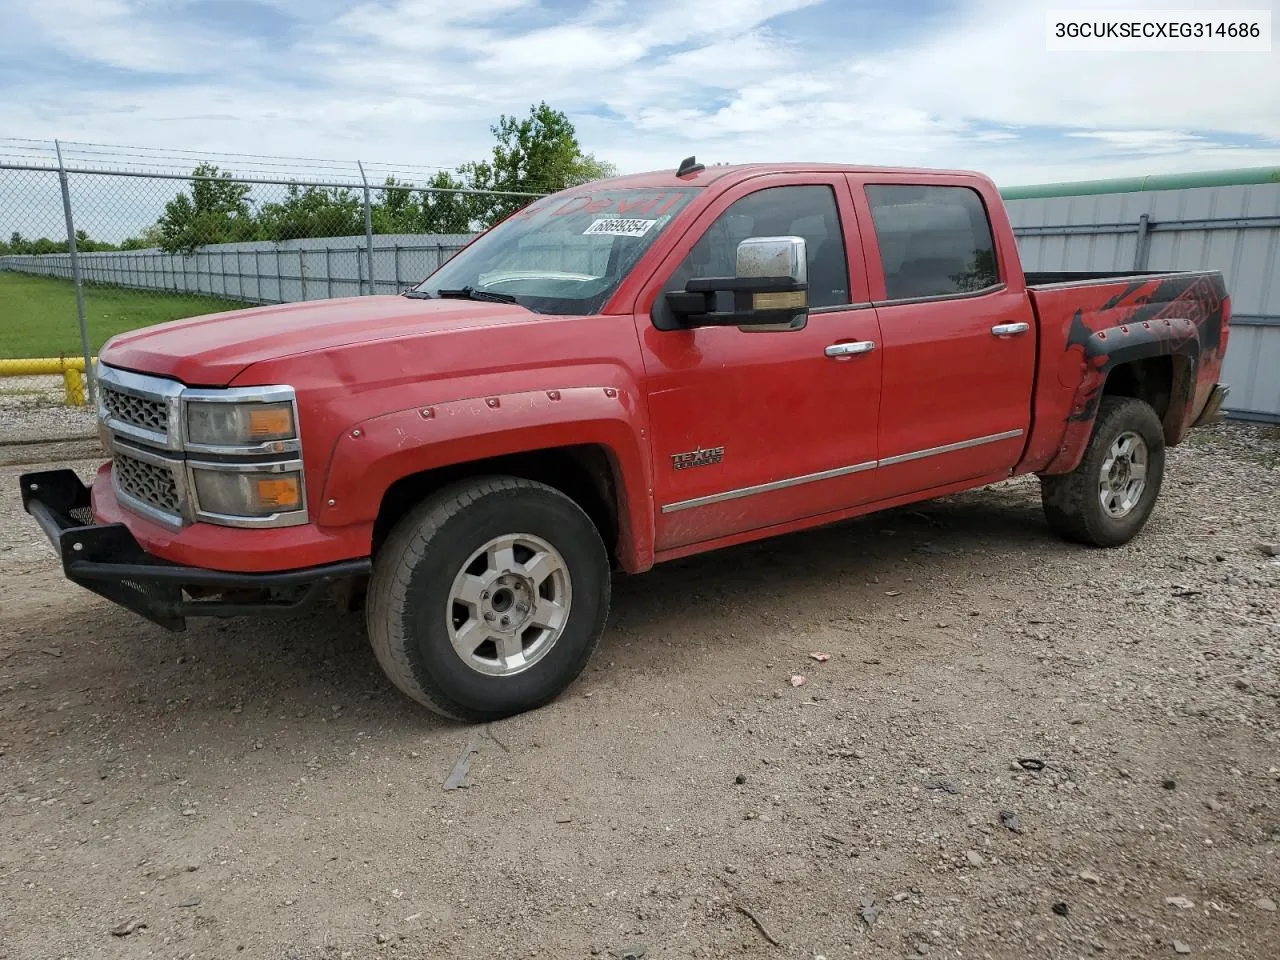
[0, 272, 251, 359]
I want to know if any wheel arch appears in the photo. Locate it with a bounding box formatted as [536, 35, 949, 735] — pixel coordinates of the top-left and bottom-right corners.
[1101, 352, 1198, 445]
[1040, 317, 1199, 475]
[318, 386, 656, 572]
[372, 445, 622, 564]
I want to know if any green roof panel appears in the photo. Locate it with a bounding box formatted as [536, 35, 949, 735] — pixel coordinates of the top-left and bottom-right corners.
[1000, 167, 1280, 200]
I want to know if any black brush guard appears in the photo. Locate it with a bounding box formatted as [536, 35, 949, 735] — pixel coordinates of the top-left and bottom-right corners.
[19, 469, 370, 631]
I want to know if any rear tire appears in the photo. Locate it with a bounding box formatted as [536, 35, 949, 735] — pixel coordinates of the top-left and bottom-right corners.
[366, 476, 610, 721]
[1040, 396, 1165, 547]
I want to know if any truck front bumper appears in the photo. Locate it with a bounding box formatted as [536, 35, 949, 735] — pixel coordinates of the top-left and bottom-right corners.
[19, 469, 371, 631]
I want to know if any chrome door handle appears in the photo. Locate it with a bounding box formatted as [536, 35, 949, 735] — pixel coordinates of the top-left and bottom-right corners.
[825, 340, 876, 358]
[991, 322, 1030, 337]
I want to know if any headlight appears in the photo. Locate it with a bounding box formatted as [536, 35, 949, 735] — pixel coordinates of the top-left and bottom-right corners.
[192, 467, 304, 517]
[186, 401, 296, 447]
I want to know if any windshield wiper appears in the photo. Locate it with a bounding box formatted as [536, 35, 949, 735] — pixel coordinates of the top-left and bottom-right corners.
[402, 289, 433, 299]
[436, 285, 519, 305]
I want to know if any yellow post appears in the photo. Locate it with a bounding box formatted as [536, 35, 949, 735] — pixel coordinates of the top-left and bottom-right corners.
[63, 367, 86, 406]
[0, 356, 95, 407]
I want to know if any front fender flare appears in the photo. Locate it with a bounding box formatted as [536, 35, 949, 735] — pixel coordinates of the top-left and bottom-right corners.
[316, 386, 655, 571]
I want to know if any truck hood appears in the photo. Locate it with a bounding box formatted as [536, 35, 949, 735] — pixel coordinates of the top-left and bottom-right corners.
[100, 295, 535, 385]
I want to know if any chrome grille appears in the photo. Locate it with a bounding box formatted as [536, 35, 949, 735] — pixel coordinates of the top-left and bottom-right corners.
[96, 363, 306, 529]
[102, 385, 168, 435]
[114, 451, 181, 517]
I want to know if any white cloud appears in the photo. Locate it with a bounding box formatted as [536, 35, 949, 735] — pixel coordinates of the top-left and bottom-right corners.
[333, 0, 535, 51]
[0, 0, 1277, 186]
[871, 0, 1280, 139]
[16, 0, 272, 75]
[1066, 130, 1208, 153]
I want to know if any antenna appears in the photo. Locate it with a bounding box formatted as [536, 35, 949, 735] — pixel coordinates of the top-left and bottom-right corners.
[676, 156, 705, 177]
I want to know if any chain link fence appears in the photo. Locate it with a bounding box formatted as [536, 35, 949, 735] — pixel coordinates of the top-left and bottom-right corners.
[0, 141, 544, 406]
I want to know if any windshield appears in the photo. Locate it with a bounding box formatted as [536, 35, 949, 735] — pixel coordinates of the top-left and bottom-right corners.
[413, 187, 699, 315]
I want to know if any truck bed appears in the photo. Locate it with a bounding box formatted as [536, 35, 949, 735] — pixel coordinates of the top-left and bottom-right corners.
[1019, 268, 1229, 476]
[1024, 269, 1172, 287]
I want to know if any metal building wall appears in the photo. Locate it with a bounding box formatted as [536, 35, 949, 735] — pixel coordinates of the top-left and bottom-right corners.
[0, 233, 476, 304]
[1005, 179, 1280, 422]
[1, 232, 621, 305]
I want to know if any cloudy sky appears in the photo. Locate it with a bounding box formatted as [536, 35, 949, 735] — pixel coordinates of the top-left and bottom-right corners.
[0, 0, 1277, 187]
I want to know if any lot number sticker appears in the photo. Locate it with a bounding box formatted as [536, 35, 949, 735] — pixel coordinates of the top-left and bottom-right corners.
[583, 218, 657, 238]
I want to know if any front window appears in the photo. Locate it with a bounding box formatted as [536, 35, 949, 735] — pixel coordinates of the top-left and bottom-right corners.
[664, 185, 851, 308]
[414, 187, 699, 315]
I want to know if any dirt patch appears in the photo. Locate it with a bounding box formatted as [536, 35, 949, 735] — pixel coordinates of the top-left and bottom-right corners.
[1, 426, 1277, 959]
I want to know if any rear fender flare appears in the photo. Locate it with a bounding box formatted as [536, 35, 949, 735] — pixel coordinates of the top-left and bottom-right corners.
[1042, 314, 1199, 475]
[317, 386, 655, 571]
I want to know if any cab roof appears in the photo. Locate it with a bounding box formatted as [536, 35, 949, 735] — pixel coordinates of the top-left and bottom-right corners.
[590, 162, 989, 191]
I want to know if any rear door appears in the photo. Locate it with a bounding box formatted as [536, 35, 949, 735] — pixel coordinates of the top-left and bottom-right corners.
[848, 175, 1036, 496]
[634, 174, 883, 552]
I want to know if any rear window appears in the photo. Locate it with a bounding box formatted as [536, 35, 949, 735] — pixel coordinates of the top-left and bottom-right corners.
[865, 185, 999, 300]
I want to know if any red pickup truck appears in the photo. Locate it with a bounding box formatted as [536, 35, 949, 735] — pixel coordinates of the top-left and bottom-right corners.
[21, 159, 1231, 720]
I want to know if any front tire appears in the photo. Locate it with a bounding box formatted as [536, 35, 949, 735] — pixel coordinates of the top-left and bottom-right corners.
[1040, 396, 1166, 547]
[366, 476, 610, 721]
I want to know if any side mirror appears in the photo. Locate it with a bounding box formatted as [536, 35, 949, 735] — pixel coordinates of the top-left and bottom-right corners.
[666, 236, 809, 329]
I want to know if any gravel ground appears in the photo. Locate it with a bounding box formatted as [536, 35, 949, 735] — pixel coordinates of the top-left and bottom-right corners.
[0, 423, 1277, 960]
[0, 375, 97, 443]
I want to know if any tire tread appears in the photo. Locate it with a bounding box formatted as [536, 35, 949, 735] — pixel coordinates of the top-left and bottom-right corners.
[366, 476, 608, 721]
[1040, 396, 1165, 548]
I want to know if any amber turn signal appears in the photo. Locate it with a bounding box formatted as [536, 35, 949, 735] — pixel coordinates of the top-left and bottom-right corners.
[752, 290, 807, 311]
[255, 476, 301, 510]
[248, 406, 295, 439]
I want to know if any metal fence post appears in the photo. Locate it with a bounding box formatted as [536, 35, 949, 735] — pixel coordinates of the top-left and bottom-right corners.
[1133, 213, 1153, 271]
[54, 140, 96, 406]
[357, 160, 375, 295]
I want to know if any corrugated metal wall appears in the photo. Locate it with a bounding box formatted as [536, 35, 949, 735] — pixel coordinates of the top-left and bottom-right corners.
[1, 232, 622, 305]
[0, 234, 476, 304]
[1006, 181, 1280, 422]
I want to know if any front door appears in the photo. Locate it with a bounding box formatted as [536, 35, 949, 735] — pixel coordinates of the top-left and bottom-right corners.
[849, 177, 1037, 497]
[634, 175, 884, 552]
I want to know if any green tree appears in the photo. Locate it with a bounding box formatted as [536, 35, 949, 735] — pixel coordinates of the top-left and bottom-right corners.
[1, 229, 117, 254]
[4, 231, 54, 254]
[120, 225, 166, 250]
[74, 229, 118, 253]
[420, 169, 475, 234]
[461, 102, 617, 227]
[256, 183, 363, 241]
[119, 104, 615, 249]
[372, 171, 475, 235]
[156, 163, 256, 254]
[371, 176, 419, 234]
